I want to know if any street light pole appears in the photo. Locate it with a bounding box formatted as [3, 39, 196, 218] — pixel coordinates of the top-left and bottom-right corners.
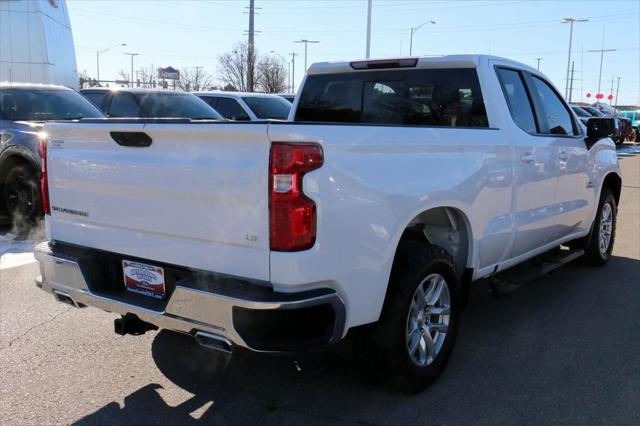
[535, 57, 542, 70]
[96, 43, 126, 82]
[289, 52, 297, 92]
[409, 20, 436, 55]
[123, 53, 139, 87]
[294, 39, 319, 71]
[561, 18, 588, 100]
[366, 0, 372, 58]
[614, 77, 621, 109]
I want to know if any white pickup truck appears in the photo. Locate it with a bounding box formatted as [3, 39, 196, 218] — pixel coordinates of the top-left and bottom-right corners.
[35, 55, 621, 391]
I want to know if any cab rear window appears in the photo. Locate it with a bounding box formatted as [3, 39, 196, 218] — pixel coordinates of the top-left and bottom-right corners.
[295, 68, 488, 127]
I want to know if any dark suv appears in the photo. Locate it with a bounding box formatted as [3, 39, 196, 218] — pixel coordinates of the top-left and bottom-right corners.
[80, 88, 223, 119]
[0, 83, 104, 231]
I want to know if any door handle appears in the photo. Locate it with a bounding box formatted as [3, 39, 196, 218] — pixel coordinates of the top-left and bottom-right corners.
[520, 152, 535, 164]
[558, 150, 569, 161]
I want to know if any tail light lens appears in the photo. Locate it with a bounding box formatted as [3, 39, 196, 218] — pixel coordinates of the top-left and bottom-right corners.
[269, 143, 323, 251]
[39, 139, 50, 215]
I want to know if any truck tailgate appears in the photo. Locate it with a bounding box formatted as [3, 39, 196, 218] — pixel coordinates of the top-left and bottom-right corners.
[44, 122, 271, 281]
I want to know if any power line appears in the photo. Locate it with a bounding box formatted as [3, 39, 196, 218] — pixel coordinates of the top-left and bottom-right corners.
[70, 8, 636, 36]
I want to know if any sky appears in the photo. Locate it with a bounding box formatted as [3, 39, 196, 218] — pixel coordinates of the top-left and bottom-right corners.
[68, 0, 640, 105]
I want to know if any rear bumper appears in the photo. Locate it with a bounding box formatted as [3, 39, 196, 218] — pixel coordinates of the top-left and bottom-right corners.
[34, 241, 346, 352]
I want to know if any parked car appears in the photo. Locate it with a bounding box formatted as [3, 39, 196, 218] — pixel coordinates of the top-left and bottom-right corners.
[37, 55, 621, 391]
[0, 83, 103, 231]
[80, 88, 223, 119]
[570, 105, 592, 126]
[276, 93, 295, 103]
[618, 110, 639, 141]
[194, 91, 292, 121]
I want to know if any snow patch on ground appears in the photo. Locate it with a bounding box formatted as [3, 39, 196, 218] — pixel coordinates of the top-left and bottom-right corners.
[0, 232, 43, 270]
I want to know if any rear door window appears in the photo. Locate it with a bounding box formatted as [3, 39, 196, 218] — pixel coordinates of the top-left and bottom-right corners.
[496, 68, 538, 134]
[108, 92, 140, 117]
[530, 76, 577, 136]
[295, 68, 488, 127]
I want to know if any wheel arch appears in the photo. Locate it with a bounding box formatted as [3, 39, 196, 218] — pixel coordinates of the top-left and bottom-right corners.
[601, 172, 622, 206]
[392, 206, 474, 279]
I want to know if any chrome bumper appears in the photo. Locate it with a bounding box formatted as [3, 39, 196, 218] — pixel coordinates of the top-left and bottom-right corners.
[35, 242, 346, 352]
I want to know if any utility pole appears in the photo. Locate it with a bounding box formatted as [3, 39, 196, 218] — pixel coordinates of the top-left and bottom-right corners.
[589, 29, 617, 96]
[247, 0, 255, 92]
[289, 52, 297, 92]
[614, 77, 621, 109]
[96, 43, 126, 82]
[568, 61, 575, 103]
[122, 53, 139, 87]
[366, 0, 372, 58]
[295, 39, 319, 72]
[561, 18, 589, 100]
[580, 46, 584, 101]
[194, 66, 204, 90]
[409, 19, 436, 55]
[609, 75, 615, 105]
[535, 57, 542, 70]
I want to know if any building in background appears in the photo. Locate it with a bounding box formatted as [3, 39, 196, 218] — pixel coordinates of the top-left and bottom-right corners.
[0, 0, 78, 89]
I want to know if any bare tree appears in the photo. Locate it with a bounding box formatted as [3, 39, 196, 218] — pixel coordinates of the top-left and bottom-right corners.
[177, 67, 214, 92]
[218, 42, 256, 92]
[257, 54, 288, 93]
[78, 70, 99, 88]
[116, 69, 130, 86]
[137, 64, 158, 88]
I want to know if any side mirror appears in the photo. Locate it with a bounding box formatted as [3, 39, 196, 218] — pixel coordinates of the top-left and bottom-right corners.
[586, 117, 619, 141]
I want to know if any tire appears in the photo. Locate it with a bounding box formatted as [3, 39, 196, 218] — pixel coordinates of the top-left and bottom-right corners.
[581, 189, 617, 266]
[4, 164, 42, 232]
[360, 244, 460, 392]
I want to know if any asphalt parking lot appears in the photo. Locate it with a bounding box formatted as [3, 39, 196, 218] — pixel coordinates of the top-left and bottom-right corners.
[1, 146, 639, 425]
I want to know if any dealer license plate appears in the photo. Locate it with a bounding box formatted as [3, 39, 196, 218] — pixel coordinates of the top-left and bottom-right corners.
[122, 260, 166, 299]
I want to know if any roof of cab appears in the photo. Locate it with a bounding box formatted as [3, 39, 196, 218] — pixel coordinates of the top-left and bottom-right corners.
[0, 82, 73, 90]
[306, 54, 537, 75]
[194, 91, 285, 98]
[79, 87, 193, 94]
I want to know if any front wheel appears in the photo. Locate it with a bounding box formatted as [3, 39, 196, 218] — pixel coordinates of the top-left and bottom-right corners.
[361, 244, 460, 392]
[581, 189, 617, 266]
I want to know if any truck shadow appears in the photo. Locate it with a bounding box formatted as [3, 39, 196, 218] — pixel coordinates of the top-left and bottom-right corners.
[74, 254, 640, 425]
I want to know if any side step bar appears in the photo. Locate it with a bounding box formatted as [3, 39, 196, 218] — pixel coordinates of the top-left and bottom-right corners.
[489, 247, 585, 296]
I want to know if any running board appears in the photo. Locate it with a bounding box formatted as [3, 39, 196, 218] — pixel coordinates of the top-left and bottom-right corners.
[489, 247, 585, 296]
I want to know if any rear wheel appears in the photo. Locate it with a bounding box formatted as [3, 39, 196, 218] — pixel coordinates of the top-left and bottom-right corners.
[581, 189, 616, 266]
[361, 244, 460, 392]
[4, 164, 41, 233]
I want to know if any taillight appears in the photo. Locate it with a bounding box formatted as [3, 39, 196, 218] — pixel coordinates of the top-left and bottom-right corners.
[39, 139, 50, 215]
[269, 143, 323, 251]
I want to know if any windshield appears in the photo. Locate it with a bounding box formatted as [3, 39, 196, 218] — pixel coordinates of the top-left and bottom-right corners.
[242, 96, 292, 119]
[0, 88, 103, 121]
[572, 107, 591, 118]
[137, 93, 223, 119]
[582, 106, 606, 117]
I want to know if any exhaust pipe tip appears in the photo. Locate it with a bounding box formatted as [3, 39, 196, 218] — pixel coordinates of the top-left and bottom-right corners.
[194, 331, 233, 354]
[53, 290, 80, 308]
